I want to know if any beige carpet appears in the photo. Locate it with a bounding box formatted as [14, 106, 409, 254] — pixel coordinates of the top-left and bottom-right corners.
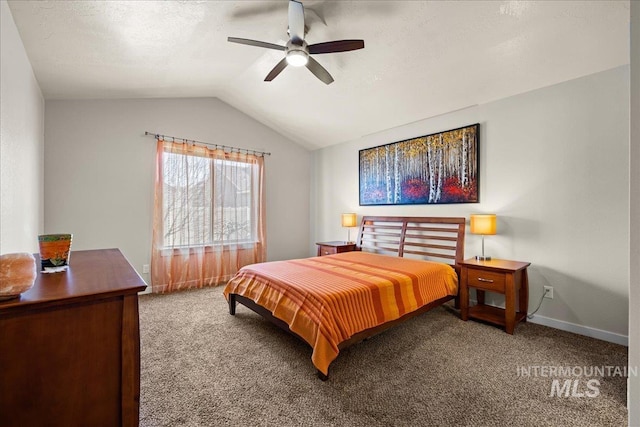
[139, 287, 628, 426]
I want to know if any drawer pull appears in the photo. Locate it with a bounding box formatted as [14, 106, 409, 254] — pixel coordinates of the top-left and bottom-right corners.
[477, 277, 494, 283]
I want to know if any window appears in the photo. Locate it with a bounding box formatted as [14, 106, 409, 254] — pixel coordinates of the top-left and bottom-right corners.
[162, 149, 259, 248]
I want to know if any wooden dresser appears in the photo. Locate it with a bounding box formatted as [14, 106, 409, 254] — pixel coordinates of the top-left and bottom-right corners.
[0, 249, 147, 427]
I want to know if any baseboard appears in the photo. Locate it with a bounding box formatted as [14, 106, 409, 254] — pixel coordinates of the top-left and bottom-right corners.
[138, 279, 152, 295]
[527, 314, 628, 346]
[468, 298, 628, 346]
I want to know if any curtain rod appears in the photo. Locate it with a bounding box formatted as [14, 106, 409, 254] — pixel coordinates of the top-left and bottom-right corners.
[144, 131, 271, 157]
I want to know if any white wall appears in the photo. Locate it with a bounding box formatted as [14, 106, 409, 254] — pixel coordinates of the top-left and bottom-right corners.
[628, 1, 639, 424]
[0, 0, 44, 254]
[312, 66, 630, 342]
[44, 98, 311, 286]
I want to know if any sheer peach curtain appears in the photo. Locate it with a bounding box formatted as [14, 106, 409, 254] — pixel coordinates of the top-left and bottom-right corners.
[151, 139, 266, 293]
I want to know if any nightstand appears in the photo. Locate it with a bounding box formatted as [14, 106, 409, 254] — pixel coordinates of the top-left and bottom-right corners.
[459, 258, 531, 334]
[316, 241, 357, 256]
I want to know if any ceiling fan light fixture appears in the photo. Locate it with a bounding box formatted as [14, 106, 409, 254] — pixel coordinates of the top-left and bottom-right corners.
[286, 49, 309, 67]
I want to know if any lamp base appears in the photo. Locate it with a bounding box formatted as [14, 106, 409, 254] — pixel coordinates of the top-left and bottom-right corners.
[475, 255, 492, 261]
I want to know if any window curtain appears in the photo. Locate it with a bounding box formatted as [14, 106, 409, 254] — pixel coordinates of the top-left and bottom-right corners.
[151, 139, 266, 293]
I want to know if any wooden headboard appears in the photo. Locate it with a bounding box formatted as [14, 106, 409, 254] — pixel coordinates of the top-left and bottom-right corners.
[355, 216, 466, 271]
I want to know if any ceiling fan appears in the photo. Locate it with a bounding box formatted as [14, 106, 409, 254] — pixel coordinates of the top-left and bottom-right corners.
[227, 0, 364, 85]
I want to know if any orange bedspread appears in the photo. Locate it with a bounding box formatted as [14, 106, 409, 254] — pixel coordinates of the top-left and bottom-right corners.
[223, 251, 458, 375]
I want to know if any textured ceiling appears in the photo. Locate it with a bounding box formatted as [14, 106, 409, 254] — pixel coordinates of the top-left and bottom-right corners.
[7, 1, 630, 150]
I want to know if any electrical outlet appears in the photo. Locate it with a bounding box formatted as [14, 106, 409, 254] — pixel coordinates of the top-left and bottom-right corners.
[543, 285, 554, 299]
[142, 264, 149, 274]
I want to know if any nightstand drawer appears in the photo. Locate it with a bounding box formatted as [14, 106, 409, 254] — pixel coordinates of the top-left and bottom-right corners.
[318, 245, 339, 256]
[466, 268, 506, 292]
[316, 242, 357, 256]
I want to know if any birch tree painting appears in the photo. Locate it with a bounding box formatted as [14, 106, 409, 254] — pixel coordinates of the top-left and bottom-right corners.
[359, 124, 479, 205]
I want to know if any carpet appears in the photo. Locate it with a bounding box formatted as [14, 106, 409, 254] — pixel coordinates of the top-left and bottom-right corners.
[139, 287, 628, 426]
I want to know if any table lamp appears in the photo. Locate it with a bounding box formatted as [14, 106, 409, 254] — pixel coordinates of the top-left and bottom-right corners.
[341, 213, 357, 243]
[470, 214, 496, 261]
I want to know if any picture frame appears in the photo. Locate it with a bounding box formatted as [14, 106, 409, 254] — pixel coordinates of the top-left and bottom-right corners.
[359, 123, 479, 206]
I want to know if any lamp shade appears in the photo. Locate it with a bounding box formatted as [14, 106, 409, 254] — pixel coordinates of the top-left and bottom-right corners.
[341, 213, 357, 227]
[470, 214, 496, 235]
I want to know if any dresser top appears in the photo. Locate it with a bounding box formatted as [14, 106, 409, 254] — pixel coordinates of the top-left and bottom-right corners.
[0, 248, 147, 312]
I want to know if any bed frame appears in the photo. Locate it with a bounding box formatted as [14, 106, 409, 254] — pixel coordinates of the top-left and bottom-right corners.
[227, 216, 466, 380]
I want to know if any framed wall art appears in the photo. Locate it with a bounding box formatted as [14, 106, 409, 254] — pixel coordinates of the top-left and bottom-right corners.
[359, 123, 479, 206]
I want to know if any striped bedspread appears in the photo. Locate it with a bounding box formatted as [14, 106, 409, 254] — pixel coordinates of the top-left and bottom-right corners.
[223, 251, 458, 375]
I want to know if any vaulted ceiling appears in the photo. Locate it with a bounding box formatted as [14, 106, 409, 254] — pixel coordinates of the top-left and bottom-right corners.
[7, 1, 630, 150]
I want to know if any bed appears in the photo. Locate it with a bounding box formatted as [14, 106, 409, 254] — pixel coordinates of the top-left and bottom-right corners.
[223, 216, 466, 379]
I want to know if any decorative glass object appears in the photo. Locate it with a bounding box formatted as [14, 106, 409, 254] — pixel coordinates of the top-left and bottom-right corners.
[38, 234, 73, 271]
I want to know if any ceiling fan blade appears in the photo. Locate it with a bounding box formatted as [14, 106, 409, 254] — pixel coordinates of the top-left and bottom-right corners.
[265, 58, 289, 82]
[227, 37, 286, 51]
[308, 40, 365, 54]
[306, 57, 334, 85]
[288, 0, 305, 42]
